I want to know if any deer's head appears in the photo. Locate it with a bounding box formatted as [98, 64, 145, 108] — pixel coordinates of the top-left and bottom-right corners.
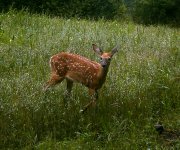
[92, 44, 119, 69]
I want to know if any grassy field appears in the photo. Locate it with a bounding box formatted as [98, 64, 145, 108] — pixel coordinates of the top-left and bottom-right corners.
[0, 10, 179, 149]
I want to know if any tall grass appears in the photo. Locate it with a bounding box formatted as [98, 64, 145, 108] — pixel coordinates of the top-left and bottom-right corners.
[0, 10, 179, 149]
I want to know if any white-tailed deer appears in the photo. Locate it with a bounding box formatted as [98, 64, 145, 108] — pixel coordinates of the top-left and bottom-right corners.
[44, 44, 118, 112]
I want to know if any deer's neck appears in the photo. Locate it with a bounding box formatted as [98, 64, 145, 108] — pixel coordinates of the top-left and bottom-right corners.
[102, 66, 109, 77]
[98, 66, 109, 87]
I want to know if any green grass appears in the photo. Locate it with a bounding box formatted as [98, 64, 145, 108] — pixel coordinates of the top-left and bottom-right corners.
[0, 10, 180, 149]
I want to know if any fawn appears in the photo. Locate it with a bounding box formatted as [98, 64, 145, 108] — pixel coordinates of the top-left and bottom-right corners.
[44, 44, 118, 112]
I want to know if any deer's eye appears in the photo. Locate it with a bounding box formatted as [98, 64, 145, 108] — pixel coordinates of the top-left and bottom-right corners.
[100, 57, 103, 61]
[108, 58, 111, 61]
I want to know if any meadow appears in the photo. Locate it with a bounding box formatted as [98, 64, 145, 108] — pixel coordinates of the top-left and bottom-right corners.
[0, 10, 179, 149]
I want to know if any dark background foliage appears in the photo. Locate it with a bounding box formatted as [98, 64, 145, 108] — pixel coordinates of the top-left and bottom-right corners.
[0, 0, 179, 25]
[133, 0, 180, 25]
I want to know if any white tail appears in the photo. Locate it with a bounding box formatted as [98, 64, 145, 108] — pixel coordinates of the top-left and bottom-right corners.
[44, 44, 119, 112]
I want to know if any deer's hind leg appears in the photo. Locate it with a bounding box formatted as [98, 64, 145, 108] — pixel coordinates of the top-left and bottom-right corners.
[43, 73, 64, 91]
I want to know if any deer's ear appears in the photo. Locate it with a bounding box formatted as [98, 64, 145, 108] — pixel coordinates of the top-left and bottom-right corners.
[92, 44, 103, 55]
[111, 45, 119, 56]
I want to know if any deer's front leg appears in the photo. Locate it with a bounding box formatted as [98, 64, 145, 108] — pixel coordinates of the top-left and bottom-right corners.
[66, 79, 73, 97]
[81, 89, 98, 113]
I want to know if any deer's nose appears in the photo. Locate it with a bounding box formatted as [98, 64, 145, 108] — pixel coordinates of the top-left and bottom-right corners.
[102, 64, 106, 68]
[101, 61, 107, 67]
[100, 59, 107, 68]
